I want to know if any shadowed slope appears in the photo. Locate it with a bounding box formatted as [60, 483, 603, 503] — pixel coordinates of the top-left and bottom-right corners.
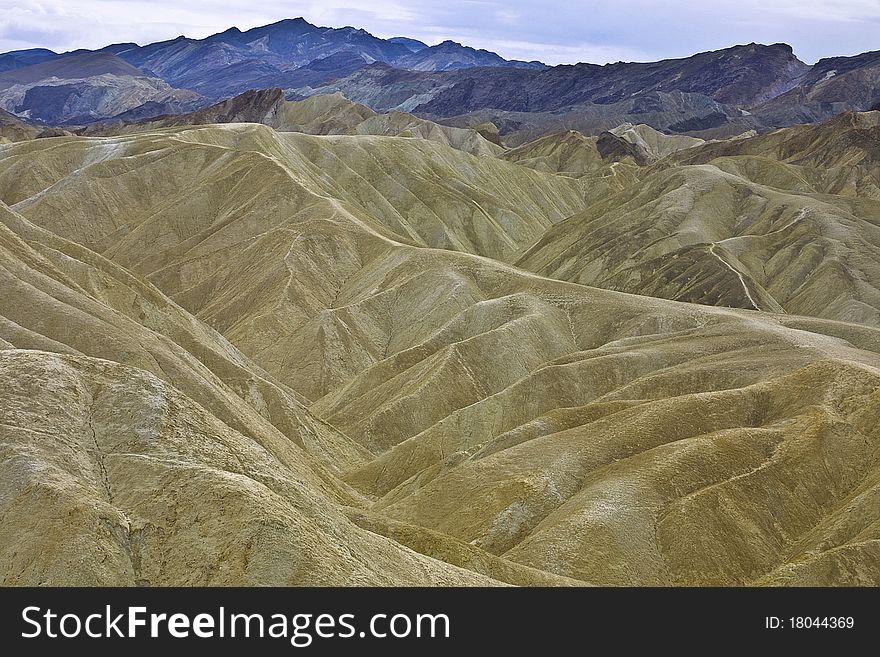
[2, 199, 583, 586]
[0, 126, 583, 398]
[753, 53, 880, 127]
[3, 124, 880, 586]
[85, 91, 503, 157]
[517, 161, 880, 325]
[0, 53, 143, 90]
[667, 110, 880, 199]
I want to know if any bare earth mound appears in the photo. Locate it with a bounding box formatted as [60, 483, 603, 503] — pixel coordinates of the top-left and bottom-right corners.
[1, 119, 880, 586]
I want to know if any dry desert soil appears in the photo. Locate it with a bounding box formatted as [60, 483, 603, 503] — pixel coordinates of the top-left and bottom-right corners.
[2, 98, 880, 586]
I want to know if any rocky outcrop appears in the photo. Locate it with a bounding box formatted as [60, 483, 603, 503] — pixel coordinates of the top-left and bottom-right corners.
[753, 50, 880, 127]
[0, 52, 205, 125]
[0, 107, 39, 142]
[0, 74, 204, 124]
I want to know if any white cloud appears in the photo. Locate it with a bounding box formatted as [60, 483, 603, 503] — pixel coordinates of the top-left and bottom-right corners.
[0, 0, 877, 64]
[766, 0, 880, 22]
[457, 39, 651, 65]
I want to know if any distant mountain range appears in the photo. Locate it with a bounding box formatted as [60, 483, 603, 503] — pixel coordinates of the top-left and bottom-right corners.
[0, 17, 878, 141]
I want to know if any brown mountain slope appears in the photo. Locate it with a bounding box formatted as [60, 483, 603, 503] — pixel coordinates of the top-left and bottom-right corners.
[2, 198, 595, 586]
[275, 93, 503, 156]
[0, 200, 369, 481]
[499, 126, 700, 199]
[606, 123, 705, 162]
[0, 124, 578, 257]
[2, 125, 880, 585]
[2, 349, 497, 585]
[0, 107, 39, 142]
[508, 110, 880, 325]
[502, 124, 706, 169]
[516, 140, 880, 325]
[667, 110, 880, 198]
[85, 91, 503, 157]
[0, 126, 583, 400]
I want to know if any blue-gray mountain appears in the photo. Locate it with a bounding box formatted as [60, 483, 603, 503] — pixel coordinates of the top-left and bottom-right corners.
[0, 17, 877, 138]
[86, 17, 544, 97]
[304, 43, 880, 142]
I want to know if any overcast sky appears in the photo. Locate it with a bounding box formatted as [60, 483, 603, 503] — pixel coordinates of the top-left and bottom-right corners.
[1, 1, 878, 65]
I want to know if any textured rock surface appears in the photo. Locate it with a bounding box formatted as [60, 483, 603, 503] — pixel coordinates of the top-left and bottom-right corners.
[1, 120, 880, 586]
[0, 200, 502, 585]
[0, 108, 39, 142]
[393, 40, 545, 72]
[85, 18, 535, 98]
[0, 53, 143, 90]
[517, 112, 880, 324]
[309, 44, 805, 116]
[0, 52, 205, 125]
[753, 50, 880, 127]
[85, 91, 503, 157]
[3, 21, 880, 142]
[0, 75, 204, 125]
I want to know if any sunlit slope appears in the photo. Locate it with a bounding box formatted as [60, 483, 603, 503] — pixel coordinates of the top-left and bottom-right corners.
[0, 125, 582, 261]
[2, 199, 587, 586]
[0, 349, 502, 586]
[501, 124, 702, 176]
[277, 93, 504, 157]
[517, 162, 880, 325]
[88, 91, 504, 158]
[2, 124, 880, 586]
[294, 244, 880, 585]
[606, 123, 705, 161]
[502, 130, 608, 176]
[667, 110, 880, 199]
[508, 113, 880, 327]
[0, 201, 369, 477]
[0, 125, 583, 398]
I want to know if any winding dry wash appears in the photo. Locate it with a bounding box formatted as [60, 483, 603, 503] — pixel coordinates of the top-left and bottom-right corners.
[1, 18, 880, 587]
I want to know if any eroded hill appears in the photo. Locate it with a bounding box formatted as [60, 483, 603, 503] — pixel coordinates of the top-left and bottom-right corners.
[84, 91, 503, 157]
[516, 111, 880, 325]
[1, 118, 880, 586]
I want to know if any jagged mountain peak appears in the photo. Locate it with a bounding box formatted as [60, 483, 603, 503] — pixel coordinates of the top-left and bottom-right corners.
[1, 20, 878, 138]
[388, 37, 429, 52]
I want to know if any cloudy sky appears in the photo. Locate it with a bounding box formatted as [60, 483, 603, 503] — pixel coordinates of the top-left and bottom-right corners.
[1, 1, 878, 64]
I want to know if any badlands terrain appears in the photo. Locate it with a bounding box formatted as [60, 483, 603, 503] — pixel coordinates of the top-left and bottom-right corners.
[1, 92, 879, 586]
[2, 7, 880, 587]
